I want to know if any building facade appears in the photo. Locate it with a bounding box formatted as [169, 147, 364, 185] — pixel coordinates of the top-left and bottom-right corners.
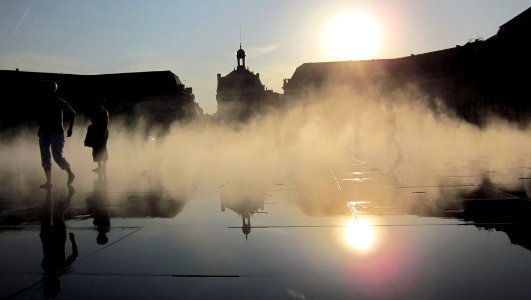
[0, 70, 201, 132]
[216, 45, 281, 122]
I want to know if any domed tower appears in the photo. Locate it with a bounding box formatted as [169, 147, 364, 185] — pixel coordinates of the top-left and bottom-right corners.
[217, 44, 281, 122]
[236, 44, 246, 69]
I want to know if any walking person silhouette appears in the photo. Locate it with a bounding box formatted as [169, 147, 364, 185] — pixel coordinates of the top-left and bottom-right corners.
[384, 103, 402, 173]
[37, 80, 76, 188]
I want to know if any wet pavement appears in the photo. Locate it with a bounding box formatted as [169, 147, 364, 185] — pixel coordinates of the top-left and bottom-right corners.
[1, 155, 531, 299]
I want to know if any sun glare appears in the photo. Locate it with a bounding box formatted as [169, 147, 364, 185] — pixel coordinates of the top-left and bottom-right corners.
[344, 218, 375, 252]
[323, 11, 382, 61]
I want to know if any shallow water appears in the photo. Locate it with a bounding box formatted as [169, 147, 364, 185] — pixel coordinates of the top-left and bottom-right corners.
[1, 152, 530, 299]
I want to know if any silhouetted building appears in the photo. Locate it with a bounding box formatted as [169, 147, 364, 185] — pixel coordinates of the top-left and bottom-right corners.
[283, 6, 531, 127]
[216, 45, 281, 122]
[0, 70, 201, 132]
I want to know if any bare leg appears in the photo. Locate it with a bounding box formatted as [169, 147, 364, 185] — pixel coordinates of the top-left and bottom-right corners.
[40, 167, 53, 188]
[93, 162, 102, 172]
[66, 168, 75, 185]
[97, 161, 107, 181]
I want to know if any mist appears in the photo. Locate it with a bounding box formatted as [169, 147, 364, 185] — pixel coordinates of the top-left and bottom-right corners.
[1, 84, 530, 218]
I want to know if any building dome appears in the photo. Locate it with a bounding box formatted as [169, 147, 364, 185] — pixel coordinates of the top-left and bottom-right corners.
[236, 44, 246, 68]
[237, 47, 246, 59]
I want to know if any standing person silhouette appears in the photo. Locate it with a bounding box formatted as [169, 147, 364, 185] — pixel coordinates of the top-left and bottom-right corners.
[38, 80, 76, 188]
[85, 97, 109, 178]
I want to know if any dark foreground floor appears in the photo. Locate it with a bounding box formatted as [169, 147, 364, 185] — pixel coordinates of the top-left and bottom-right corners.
[1, 155, 531, 300]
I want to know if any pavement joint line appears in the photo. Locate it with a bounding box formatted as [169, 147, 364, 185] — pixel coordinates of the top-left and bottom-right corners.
[227, 223, 523, 228]
[329, 168, 342, 192]
[262, 186, 398, 191]
[395, 184, 479, 189]
[0, 226, 142, 230]
[0, 271, 44, 275]
[3, 279, 43, 300]
[74, 227, 144, 263]
[262, 184, 481, 191]
[462, 197, 522, 201]
[484, 186, 523, 199]
[64, 273, 241, 278]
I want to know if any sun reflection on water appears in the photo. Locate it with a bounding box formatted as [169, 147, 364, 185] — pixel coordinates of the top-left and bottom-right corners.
[344, 218, 375, 252]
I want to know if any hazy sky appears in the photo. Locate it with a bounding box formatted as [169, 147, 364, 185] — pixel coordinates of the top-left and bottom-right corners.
[0, 0, 529, 114]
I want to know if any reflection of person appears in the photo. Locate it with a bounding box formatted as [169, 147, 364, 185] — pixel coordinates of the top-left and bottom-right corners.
[38, 80, 76, 188]
[39, 186, 77, 297]
[384, 103, 397, 144]
[384, 103, 402, 172]
[89, 178, 110, 245]
[85, 97, 109, 177]
[349, 102, 363, 163]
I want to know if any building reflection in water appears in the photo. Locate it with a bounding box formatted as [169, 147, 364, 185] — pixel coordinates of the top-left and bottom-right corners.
[290, 172, 531, 253]
[445, 177, 531, 251]
[39, 186, 77, 297]
[118, 176, 193, 218]
[0, 174, 194, 228]
[220, 181, 266, 240]
[276, 160, 530, 255]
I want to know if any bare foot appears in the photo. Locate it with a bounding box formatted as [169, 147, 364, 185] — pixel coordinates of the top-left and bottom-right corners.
[67, 172, 75, 185]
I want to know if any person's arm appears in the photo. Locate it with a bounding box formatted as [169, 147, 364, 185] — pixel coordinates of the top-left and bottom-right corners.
[64, 101, 76, 137]
[103, 110, 109, 130]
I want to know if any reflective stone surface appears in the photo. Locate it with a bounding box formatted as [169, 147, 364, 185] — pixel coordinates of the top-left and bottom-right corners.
[1, 155, 531, 299]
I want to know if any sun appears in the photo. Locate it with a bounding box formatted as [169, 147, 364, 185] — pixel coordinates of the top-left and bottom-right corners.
[323, 11, 382, 61]
[344, 218, 375, 252]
